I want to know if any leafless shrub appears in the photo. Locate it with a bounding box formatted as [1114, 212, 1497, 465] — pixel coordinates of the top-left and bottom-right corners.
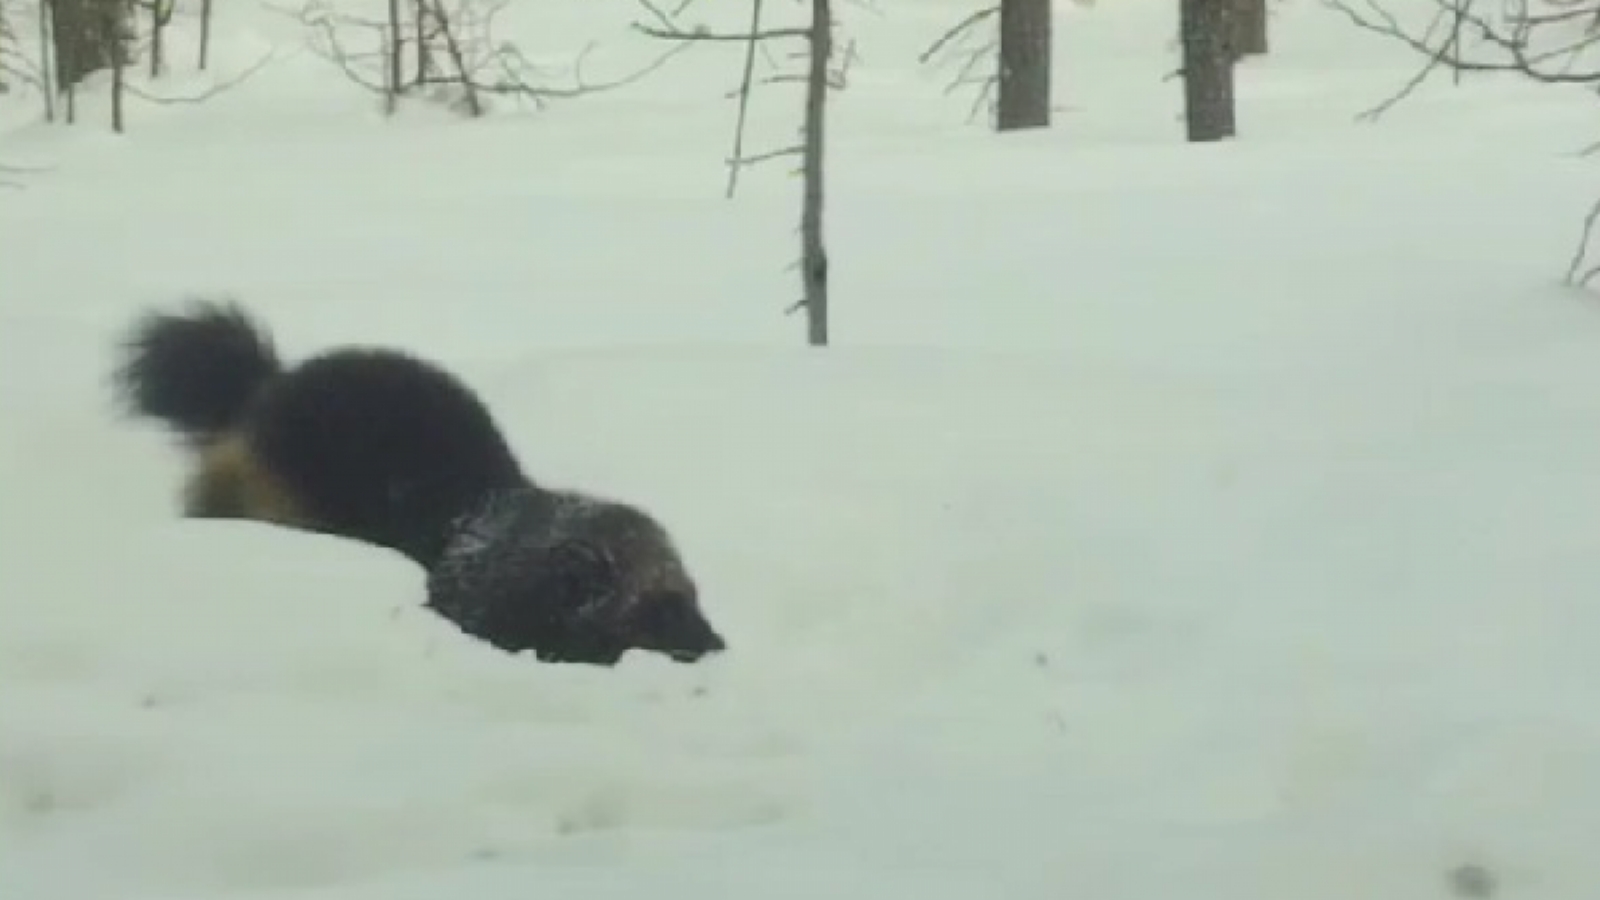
[1327, 0, 1599, 115]
[1325, 0, 1600, 286]
[285, 0, 692, 118]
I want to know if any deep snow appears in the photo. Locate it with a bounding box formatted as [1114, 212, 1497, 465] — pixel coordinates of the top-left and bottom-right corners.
[4, 0, 1600, 898]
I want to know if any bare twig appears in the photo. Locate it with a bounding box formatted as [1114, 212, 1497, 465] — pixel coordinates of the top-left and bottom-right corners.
[634, 23, 812, 41]
[1329, 0, 1600, 291]
[121, 49, 278, 105]
[636, 0, 683, 34]
[427, 0, 482, 114]
[1353, 5, 1464, 120]
[1324, 0, 1600, 85]
[919, 5, 1001, 124]
[733, 143, 803, 166]
[281, 0, 690, 116]
[726, 0, 766, 198]
[633, 0, 812, 44]
[1566, 195, 1600, 286]
[918, 6, 997, 64]
[489, 39, 694, 102]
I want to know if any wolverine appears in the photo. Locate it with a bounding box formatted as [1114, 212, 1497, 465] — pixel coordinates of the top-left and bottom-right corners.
[111, 297, 727, 667]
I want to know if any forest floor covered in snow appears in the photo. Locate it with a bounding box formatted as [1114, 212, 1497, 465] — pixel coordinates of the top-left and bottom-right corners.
[3, 0, 1600, 898]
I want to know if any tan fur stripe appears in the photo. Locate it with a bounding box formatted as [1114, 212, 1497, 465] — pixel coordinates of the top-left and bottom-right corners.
[184, 431, 312, 529]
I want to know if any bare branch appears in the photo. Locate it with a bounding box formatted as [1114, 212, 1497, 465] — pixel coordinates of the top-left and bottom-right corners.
[636, 0, 683, 34]
[632, 1, 812, 46]
[1353, 5, 1466, 120]
[1566, 195, 1600, 286]
[121, 49, 278, 105]
[279, 0, 690, 116]
[1323, 0, 1600, 86]
[725, 0, 766, 198]
[1326, 0, 1600, 292]
[639, 0, 850, 194]
[918, 6, 997, 64]
[732, 143, 803, 166]
[633, 23, 812, 41]
[484, 39, 694, 104]
[919, 5, 1001, 123]
[426, 0, 483, 114]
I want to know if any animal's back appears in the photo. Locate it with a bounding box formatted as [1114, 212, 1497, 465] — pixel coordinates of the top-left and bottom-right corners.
[244, 347, 529, 565]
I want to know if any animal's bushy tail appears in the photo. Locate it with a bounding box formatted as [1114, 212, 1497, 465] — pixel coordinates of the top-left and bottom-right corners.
[112, 297, 283, 446]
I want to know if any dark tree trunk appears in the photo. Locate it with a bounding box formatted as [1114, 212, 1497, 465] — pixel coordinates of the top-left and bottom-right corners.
[996, 0, 1051, 131]
[148, 0, 164, 77]
[386, 0, 401, 95]
[1234, 0, 1267, 57]
[198, 0, 212, 69]
[48, 0, 129, 91]
[38, 0, 57, 119]
[1179, 0, 1236, 141]
[414, 0, 432, 85]
[109, 11, 123, 131]
[800, 0, 830, 347]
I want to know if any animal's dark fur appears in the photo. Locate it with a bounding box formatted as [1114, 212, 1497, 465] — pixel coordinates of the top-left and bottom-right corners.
[111, 297, 727, 666]
[114, 300, 283, 447]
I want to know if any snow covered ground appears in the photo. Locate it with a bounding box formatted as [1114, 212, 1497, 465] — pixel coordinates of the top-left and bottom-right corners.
[4, 0, 1600, 897]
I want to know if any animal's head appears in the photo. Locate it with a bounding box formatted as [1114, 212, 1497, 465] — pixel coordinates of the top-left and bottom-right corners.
[591, 583, 727, 664]
[489, 496, 727, 666]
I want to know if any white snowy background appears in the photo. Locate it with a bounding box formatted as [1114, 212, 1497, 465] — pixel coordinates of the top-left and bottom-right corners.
[3, 0, 1600, 897]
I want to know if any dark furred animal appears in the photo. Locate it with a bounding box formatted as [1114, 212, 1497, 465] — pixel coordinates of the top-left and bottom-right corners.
[111, 298, 727, 666]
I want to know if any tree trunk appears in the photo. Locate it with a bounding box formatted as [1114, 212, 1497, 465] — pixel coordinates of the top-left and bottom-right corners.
[198, 0, 212, 69]
[1179, 0, 1236, 141]
[109, 9, 123, 132]
[426, 0, 481, 116]
[386, 0, 401, 95]
[148, 0, 163, 77]
[996, 0, 1051, 131]
[800, 0, 830, 347]
[413, 0, 433, 86]
[48, 0, 129, 91]
[1233, 0, 1267, 57]
[36, 0, 55, 119]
